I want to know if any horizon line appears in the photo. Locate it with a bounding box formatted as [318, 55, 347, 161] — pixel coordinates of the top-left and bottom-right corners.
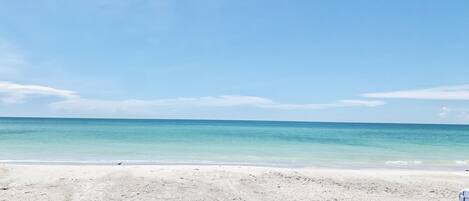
[1, 116, 468, 126]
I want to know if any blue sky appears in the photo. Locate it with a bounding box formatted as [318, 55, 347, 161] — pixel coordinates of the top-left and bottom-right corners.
[1, 0, 469, 124]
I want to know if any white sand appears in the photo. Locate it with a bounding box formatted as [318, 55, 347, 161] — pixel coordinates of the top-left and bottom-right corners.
[1, 164, 468, 201]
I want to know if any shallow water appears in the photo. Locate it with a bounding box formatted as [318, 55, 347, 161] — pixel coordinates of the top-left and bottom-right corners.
[1, 117, 468, 169]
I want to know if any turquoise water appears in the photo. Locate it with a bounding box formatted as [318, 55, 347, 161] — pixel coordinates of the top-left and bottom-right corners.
[1, 117, 469, 169]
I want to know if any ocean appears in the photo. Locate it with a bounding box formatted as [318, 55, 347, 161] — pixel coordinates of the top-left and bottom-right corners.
[1, 117, 468, 169]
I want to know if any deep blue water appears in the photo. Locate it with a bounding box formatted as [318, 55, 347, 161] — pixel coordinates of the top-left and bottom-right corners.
[1, 117, 469, 169]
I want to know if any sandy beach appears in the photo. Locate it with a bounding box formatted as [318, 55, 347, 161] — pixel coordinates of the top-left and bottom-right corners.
[0, 164, 468, 201]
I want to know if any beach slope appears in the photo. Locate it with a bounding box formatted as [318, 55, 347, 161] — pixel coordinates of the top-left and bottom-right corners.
[0, 165, 468, 201]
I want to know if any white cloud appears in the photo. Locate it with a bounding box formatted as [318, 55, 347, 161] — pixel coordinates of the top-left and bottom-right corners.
[153, 95, 275, 107]
[0, 81, 78, 104]
[49, 96, 273, 115]
[438, 107, 469, 121]
[0, 81, 384, 117]
[363, 85, 469, 101]
[257, 99, 384, 110]
[439, 106, 451, 118]
[50, 96, 383, 115]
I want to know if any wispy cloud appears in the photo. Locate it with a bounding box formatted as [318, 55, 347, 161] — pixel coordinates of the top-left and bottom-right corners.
[256, 99, 384, 109]
[50, 96, 384, 114]
[1, 81, 384, 117]
[363, 85, 469, 101]
[439, 106, 469, 121]
[0, 39, 28, 77]
[49, 96, 273, 115]
[0, 81, 78, 104]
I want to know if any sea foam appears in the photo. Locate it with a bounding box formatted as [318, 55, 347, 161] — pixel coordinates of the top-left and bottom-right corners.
[385, 161, 423, 166]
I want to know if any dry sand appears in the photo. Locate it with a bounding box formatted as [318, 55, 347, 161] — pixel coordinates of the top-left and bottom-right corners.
[1, 164, 468, 201]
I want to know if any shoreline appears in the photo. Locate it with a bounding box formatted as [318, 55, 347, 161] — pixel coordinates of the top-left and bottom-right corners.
[0, 160, 468, 172]
[1, 164, 468, 201]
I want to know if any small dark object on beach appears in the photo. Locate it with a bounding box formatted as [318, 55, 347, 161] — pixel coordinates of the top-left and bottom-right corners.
[465, 169, 469, 172]
[117, 162, 123, 165]
[1, 187, 8, 190]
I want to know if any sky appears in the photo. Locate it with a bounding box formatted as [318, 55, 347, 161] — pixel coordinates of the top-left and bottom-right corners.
[0, 0, 469, 124]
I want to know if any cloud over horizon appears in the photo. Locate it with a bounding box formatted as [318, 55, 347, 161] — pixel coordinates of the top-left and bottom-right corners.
[439, 106, 469, 122]
[0, 81, 384, 117]
[363, 85, 469, 101]
[50, 96, 384, 115]
[0, 81, 78, 104]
